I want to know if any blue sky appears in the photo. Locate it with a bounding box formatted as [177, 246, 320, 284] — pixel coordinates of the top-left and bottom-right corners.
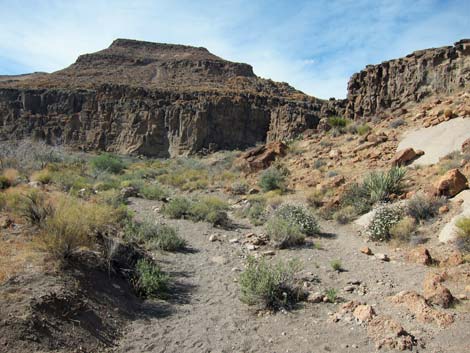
[0, 0, 468, 98]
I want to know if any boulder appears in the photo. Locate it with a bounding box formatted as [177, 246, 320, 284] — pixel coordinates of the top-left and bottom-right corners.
[423, 273, 454, 308]
[391, 148, 421, 166]
[462, 137, 470, 153]
[353, 304, 376, 322]
[406, 247, 433, 266]
[434, 168, 468, 197]
[367, 316, 416, 351]
[235, 141, 287, 172]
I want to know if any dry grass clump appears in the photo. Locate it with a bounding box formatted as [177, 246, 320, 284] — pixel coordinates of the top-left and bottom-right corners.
[456, 217, 470, 253]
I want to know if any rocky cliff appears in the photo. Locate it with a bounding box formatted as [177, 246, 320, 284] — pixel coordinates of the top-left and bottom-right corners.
[345, 39, 470, 119]
[0, 39, 327, 156]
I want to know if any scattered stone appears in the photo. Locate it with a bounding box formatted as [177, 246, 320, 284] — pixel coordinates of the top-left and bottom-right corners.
[0, 217, 12, 229]
[434, 168, 468, 197]
[209, 234, 219, 242]
[235, 141, 287, 172]
[248, 188, 259, 195]
[120, 186, 138, 198]
[28, 181, 42, 188]
[457, 294, 467, 300]
[423, 273, 454, 308]
[347, 279, 362, 285]
[353, 304, 376, 323]
[440, 251, 464, 267]
[261, 250, 275, 256]
[438, 205, 449, 214]
[343, 285, 356, 292]
[306, 292, 323, 303]
[210, 256, 228, 265]
[229, 238, 239, 244]
[367, 316, 416, 351]
[360, 247, 373, 255]
[245, 244, 258, 251]
[406, 247, 433, 266]
[390, 291, 454, 327]
[465, 285, 470, 293]
[244, 232, 255, 238]
[375, 253, 390, 262]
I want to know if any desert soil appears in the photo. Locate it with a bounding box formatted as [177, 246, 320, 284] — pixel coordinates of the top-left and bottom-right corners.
[114, 198, 470, 353]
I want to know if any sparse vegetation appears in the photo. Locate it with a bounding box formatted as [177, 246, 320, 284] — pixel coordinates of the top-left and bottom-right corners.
[330, 259, 342, 271]
[455, 217, 470, 253]
[325, 288, 338, 303]
[258, 167, 287, 192]
[90, 153, 126, 174]
[16, 191, 54, 226]
[306, 189, 324, 208]
[333, 205, 356, 224]
[363, 167, 406, 204]
[0, 175, 10, 189]
[125, 220, 186, 251]
[327, 116, 349, 128]
[367, 204, 403, 241]
[389, 216, 416, 242]
[266, 217, 305, 248]
[140, 183, 169, 200]
[239, 256, 302, 310]
[389, 119, 405, 129]
[230, 181, 249, 195]
[406, 192, 445, 221]
[274, 204, 319, 236]
[238, 195, 267, 225]
[134, 258, 170, 298]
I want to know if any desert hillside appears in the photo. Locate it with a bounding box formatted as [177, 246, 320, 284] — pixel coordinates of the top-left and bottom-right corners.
[0, 38, 470, 353]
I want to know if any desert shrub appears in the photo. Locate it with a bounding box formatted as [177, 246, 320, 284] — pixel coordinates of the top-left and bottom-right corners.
[330, 259, 342, 271]
[438, 151, 463, 174]
[356, 124, 371, 135]
[134, 259, 169, 298]
[189, 196, 229, 226]
[162, 196, 192, 219]
[333, 205, 357, 224]
[2, 169, 19, 185]
[140, 183, 169, 201]
[306, 189, 324, 208]
[0, 193, 5, 210]
[326, 170, 339, 178]
[230, 181, 249, 195]
[31, 169, 52, 184]
[340, 182, 371, 215]
[275, 204, 319, 236]
[125, 220, 186, 251]
[258, 167, 286, 192]
[0, 175, 10, 189]
[38, 196, 117, 259]
[406, 192, 445, 221]
[325, 288, 338, 303]
[238, 196, 267, 225]
[328, 116, 349, 128]
[16, 191, 54, 226]
[389, 216, 416, 242]
[362, 167, 406, 203]
[389, 119, 405, 129]
[95, 189, 127, 209]
[119, 178, 145, 192]
[456, 217, 470, 253]
[367, 204, 403, 241]
[313, 159, 326, 169]
[90, 153, 125, 174]
[266, 217, 305, 248]
[239, 256, 302, 310]
[0, 140, 64, 171]
[50, 170, 91, 192]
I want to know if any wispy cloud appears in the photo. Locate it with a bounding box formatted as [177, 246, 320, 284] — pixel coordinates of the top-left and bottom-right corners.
[0, 0, 468, 98]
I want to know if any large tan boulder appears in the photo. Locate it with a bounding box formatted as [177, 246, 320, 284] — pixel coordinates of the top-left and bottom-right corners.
[434, 168, 468, 197]
[353, 304, 376, 322]
[235, 141, 287, 172]
[391, 148, 423, 166]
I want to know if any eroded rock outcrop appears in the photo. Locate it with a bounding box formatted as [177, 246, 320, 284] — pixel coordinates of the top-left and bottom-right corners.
[346, 39, 470, 119]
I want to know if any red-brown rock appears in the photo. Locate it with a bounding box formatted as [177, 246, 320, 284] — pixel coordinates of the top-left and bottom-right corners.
[235, 141, 287, 172]
[423, 273, 454, 308]
[434, 168, 468, 197]
[391, 148, 421, 166]
[406, 247, 433, 266]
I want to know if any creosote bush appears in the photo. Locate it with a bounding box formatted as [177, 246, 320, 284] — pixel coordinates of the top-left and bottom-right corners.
[275, 204, 319, 236]
[258, 167, 287, 192]
[134, 258, 169, 298]
[140, 183, 169, 201]
[367, 204, 403, 241]
[90, 153, 125, 174]
[330, 259, 342, 272]
[0, 175, 10, 189]
[389, 216, 416, 243]
[125, 220, 186, 252]
[239, 256, 302, 310]
[406, 192, 446, 221]
[266, 217, 305, 248]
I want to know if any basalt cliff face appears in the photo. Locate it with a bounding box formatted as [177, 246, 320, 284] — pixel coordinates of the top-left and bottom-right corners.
[345, 39, 470, 119]
[0, 39, 330, 157]
[0, 38, 469, 156]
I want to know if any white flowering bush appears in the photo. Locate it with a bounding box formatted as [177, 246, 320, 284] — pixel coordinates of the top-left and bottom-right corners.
[275, 204, 319, 236]
[367, 204, 403, 241]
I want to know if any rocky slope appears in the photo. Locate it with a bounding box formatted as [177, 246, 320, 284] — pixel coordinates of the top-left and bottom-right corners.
[345, 39, 470, 119]
[0, 38, 468, 156]
[0, 39, 329, 157]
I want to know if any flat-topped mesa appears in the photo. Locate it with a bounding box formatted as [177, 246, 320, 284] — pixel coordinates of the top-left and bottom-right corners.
[7, 38, 258, 91]
[346, 39, 470, 119]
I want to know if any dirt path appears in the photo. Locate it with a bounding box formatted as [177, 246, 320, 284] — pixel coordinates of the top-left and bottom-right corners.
[115, 198, 468, 353]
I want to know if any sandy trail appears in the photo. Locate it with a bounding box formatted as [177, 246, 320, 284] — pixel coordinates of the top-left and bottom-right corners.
[397, 118, 470, 166]
[114, 198, 468, 353]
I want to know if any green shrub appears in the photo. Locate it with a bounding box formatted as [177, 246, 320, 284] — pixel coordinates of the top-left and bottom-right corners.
[134, 259, 169, 298]
[239, 256, 302, 310]
[189, 196, 229, 226]
[238, 196, 267, 225]
[340, 183, 372, 215]
[406, 192, 445, 221]
[306, 189, 325, 208]
[389, 216, 416, 242]
[363, 167, 406, 203]
[327, 116, 350, 128]
[330, 259, 342, 271]
[333, 206, 356, 224]
[0, 175, 11, 189]
[367, 204, 403, 241]
[140, 183, 169, 201]
[125, 220, 186, 251]
[455, 217, 470, 253]
[356, 124, 371, 136]
[275, 204, 319, 236]
[16, 191, 54, 226]
[90, 153, 125, 174]
[230, 181, 249, 195]
[266, 217, 305, 248]
[258, 167, 286, 192]
[325, 288, 338, 303]
[162, 196, 192, 219]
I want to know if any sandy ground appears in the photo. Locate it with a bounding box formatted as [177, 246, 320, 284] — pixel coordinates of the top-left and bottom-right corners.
[113, 198, 470, 353]
[397, 118, 470, 166]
